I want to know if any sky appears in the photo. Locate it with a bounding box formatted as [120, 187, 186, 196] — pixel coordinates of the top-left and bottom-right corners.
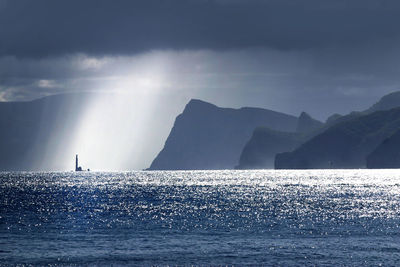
[1, 0, 400, 169]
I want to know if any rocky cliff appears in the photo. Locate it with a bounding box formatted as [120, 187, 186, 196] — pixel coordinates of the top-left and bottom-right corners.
[275, 108, 400, 169]
[235, 128, 303, 169]
[148, 99, 298, 170]
[366, 129, 400, 169]
[296, 112, 324, 134]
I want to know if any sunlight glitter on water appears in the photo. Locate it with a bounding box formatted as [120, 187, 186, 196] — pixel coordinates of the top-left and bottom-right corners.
[4, 169, 400, 186]
[1, 169, 400, 265]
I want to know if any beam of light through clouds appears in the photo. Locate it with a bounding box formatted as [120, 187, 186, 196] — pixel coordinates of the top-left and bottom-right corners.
[1, 48, 399, 116]
[1, 0, 400, 169]
[67, 93, 166, 171]
[2, 48, 400, 170]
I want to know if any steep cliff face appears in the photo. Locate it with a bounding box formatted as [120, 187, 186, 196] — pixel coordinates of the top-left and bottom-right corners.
[275, 108, 400, 169]
[148, 99, 298, 170]
[235, 111, 322, 170]
[235, 128, 303, 169]
[367, 129, 400, 169]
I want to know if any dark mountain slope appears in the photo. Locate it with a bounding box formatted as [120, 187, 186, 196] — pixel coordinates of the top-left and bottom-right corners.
[235, 111, 322, 170]
[296, 112, 324, 134]
[235, 128, 303, 169]
[367, 129, 400, 169]
[148, 99, 298, 170]
[275, 108, 400, 169]
[365, 91, 400, 113]
[220, 90, 400, 170]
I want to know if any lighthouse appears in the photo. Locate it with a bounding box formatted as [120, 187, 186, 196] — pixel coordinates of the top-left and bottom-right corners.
[75, 154, 82, 171]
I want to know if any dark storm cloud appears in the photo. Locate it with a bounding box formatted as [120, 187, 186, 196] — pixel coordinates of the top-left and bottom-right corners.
[1, 0, 400, 170]
[1, 0, 400, 57]
[1, 0, 400, 121]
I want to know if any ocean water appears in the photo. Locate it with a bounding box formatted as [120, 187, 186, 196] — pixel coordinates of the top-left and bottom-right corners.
[1, 170, 400, 266]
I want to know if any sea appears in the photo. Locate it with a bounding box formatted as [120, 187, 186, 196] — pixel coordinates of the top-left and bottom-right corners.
[1, 169, 400, 266]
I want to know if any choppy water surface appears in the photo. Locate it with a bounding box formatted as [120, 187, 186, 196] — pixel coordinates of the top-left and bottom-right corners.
[1, 170, 400, 266]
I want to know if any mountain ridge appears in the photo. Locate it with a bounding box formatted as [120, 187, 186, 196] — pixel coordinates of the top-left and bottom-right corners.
[148, 99, 298, 170]
[275, 107, 400, 169]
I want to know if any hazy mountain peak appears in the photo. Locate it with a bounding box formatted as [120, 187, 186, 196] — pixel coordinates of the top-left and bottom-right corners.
[299, 111, 311, 118]
[296, 111, 323, 134]
[276, 107, 400, 169]
[187, 98, 215, 106]
[365, 91, 400, 113]
[148, 99, 298, 170]
[183, 99, 218, 113]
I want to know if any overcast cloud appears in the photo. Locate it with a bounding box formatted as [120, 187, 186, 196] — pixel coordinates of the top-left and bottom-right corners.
[2, 0, 400, 169]
[1, 0, 400, 57]
[1, 0, 400, 119]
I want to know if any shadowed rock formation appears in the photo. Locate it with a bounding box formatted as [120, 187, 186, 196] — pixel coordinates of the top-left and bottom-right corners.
[296, 112, 324, 134]
[367, 129, 400, 169]
[235, 128, 303, 169]
[148, 99, 298, 170]
[364, 91, 400, 113]
[235, 111, 322, 169]
[275, 108, 400, 169]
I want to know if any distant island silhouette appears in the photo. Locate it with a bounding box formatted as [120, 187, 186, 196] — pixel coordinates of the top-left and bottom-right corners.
[150, 91, 400, 170]
[1, 91, 400, 171]
[147, 99, 298, 170]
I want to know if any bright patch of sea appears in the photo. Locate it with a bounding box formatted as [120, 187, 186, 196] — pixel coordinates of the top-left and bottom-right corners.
[1, 169, 400, 266]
